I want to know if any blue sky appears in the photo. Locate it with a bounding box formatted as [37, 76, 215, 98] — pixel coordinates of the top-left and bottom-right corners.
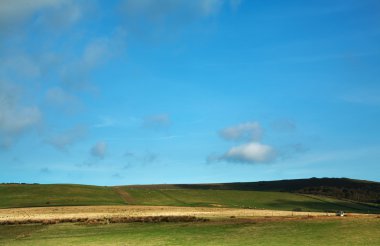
[0, 0, 379, 185]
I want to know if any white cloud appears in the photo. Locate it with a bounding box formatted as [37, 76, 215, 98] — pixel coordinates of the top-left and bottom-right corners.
[90, 141, 107, 159]
[220, 142, 276, 164]
[219, 122, 262, 142]
[0, 81, 42, 148]
[211, 120, 279, 164]
[211, 120, 304, 165]
[45, 125, 87, 151]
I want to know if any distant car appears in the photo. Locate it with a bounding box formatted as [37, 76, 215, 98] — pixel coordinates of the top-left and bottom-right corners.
[336, 211, 345, 217]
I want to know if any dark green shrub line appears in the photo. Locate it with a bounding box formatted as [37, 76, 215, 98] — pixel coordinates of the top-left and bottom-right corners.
[0, 216, 209, 226]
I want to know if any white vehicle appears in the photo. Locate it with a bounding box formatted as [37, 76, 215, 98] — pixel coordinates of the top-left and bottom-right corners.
[336, 211, 345, 217]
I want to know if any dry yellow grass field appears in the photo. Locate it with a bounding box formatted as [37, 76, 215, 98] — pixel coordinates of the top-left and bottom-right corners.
[0, 205, 375, 224]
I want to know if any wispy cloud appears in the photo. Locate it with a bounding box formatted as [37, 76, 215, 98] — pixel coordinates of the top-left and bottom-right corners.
[120, 0, 236, 20]
[34, 0, 83, 30]
[271, 119, 297, 133]
[141, 152, 159, 164]
[0, 0, 65, 27]
[219, 122, 262, 142]
[60, 28, 127, 92]
[112, 173, 123, 179]
[123, 151, 135, 158]
[289, 145, 380, 167]
[93, 116, 120, 128]
[340, 87, 380, 106]
[40, 167, 51, 174]
[0, 81, 42, 148]
[276, 143, 309, 161]
[122, 150, 160, 167]
[142, 114, 171, 129]
[0, 54, 41, 78]
[0, 1, 127, 151]
[45, 87, 83, 113]
[273, 51, 379, 64]
[45, 125, 87, 151]
[119, 0, 242, 39]
[255, 2, 360, 21]
[0, 0, 89, 37]
[90, 141, 107, 159]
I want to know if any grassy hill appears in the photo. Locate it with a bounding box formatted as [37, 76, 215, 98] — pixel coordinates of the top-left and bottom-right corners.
[0, 184, 124, 208]
[128, 178, 380, 204]
[119, 188, 379, 213]
[1, 178, 379, 213]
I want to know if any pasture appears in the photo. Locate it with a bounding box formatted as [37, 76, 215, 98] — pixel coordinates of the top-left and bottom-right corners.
[1, 216, 379, 245]
[1, 183, 379, 245]
[1, 184, 379, 214]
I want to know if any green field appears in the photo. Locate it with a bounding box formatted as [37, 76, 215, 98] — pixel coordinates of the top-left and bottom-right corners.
[0, 184, 124, 208]
[122, 188, 379, 213]
[1, 217, 379, 245]
[1, 184, 379, 213]
[1, 183, 380, 245]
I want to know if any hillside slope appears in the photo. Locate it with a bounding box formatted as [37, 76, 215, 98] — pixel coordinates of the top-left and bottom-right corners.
[0, 184, 124, 208]
[1, 178, 379, 213]
[127, 178, 380, 204]
[118, 187, 379, 213]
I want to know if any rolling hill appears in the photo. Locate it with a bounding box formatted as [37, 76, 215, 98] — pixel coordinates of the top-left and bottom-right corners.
[1, 178, 379, 213]
[0, 184, 125, 208]
[128, 177, 380, 203]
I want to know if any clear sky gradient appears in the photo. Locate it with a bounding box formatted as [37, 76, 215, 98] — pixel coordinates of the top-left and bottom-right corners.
[0, 0, 379, 185]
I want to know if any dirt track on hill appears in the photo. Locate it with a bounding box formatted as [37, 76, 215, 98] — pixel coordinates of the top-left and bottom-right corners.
[0, 205, 375, 224]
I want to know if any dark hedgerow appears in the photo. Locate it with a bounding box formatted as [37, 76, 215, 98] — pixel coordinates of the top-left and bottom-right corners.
[0, 216, 209, 226]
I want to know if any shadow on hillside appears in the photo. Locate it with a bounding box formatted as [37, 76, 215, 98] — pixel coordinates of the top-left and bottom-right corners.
[265, 199, 380, 213]
[172, 178, 380, 204]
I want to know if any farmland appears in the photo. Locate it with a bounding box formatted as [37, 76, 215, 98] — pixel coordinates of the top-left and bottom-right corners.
[1, 182, 379, 214]
[1, 179, 379, 245]
[0, 184, 124, 208]
[0, 205, 359, 225]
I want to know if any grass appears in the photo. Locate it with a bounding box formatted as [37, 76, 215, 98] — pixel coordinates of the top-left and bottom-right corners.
[0, 184, 124, 208]
[1, 184, 379, 213]
[122, 188, 380, 213]
[0, 217, 379, 245]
